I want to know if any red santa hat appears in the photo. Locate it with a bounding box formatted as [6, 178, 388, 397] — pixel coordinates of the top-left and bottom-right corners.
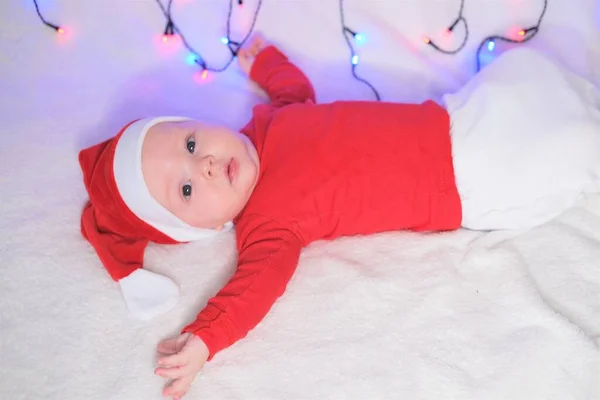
[79, 117, 233, 320]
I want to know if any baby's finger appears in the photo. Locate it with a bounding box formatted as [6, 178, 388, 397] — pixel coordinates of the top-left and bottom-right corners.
[239, 52, 251, 62]
[252, 34, 265, 46]
[157, 337, 180, 354]
[158, 353, 188, 368]
[163, 377, 192, 398]
[248, 39, 262, 52]
[155, 366, 186, 379]
[171, 386, 189, 400]
[157, 344, 177, 356]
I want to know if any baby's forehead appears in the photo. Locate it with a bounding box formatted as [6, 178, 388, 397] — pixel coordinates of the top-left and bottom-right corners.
[150, 119, 214, 135]
[150, 120, 188, 133]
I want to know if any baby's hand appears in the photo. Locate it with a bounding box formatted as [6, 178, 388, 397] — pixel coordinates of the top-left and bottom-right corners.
[155, 332, 209, 400]
[237, 34, 269, 76]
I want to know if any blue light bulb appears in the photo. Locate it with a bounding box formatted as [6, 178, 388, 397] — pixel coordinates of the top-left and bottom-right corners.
[220, 37, 229, 44]
[351, 55, 359, 65]
[354, 33, 365, 44]
[186, 53, 198, 65]
[487, 40, 495, 52]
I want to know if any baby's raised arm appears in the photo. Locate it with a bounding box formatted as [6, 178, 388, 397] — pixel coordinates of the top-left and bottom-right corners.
[239, 35, 316, 107]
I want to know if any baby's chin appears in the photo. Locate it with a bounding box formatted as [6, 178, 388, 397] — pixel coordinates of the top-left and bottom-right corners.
[179, 207, 238, 230]
[241, 149, 260, 193]
[186, 219, 225, 230]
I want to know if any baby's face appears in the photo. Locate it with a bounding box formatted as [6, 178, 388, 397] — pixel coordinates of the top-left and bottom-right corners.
[141, 120, 260, 229]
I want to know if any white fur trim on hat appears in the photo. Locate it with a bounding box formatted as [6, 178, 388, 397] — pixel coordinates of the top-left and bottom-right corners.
[113, 116, 233, 242]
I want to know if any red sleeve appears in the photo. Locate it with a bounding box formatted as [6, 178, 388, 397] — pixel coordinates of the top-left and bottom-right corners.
[249, 45, 316, 108]
[181, 218, 302, 359]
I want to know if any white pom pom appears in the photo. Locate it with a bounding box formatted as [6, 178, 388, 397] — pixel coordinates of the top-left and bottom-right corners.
[118, 269, 179, 320]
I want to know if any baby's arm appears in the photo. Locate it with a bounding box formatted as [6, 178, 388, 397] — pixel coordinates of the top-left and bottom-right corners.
[240, 36, 316, 108]
[155, 225, 301, 399]
[182, 218, 302, 358]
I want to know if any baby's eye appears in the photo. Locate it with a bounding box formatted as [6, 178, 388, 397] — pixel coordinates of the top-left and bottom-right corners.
[186, 136, 196, 154]
[182, 182, 192, 199]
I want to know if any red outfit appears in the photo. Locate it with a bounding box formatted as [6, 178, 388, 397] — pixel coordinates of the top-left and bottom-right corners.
[182, 46, 462, 358]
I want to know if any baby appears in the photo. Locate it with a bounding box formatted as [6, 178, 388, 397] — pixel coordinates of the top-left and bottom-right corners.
[79, 36, 600, 399]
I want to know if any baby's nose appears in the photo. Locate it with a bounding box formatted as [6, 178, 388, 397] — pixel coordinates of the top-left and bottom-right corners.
[199, 156, 223, 180]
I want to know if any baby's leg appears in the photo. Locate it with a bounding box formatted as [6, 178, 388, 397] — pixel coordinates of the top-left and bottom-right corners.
[443, 48, 600, 230]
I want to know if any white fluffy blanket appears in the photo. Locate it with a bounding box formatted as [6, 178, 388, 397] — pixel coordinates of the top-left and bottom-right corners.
[1, 0, 599, 399]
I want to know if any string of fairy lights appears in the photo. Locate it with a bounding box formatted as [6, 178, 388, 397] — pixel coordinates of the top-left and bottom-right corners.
[156, 0, 262, 78]
[422, 0, 469, 55]
[31, 0, 548, 100]
[339, 0, 382, 101]
[471, 0, 547, 71]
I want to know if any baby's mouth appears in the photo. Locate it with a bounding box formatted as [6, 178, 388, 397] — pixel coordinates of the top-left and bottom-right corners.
[227, 158, 238, 184]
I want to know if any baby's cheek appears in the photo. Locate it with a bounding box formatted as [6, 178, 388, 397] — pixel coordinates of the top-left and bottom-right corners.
[216, 192, 241, 220]
[190, 192, 225, 225]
